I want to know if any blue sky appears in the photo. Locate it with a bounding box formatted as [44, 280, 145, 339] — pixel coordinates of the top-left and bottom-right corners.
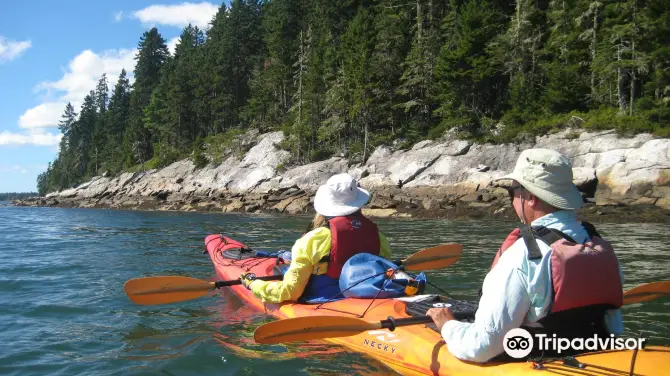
[0, 1, 224, 192]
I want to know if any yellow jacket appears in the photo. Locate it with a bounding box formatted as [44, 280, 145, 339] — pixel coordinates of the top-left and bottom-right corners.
[248, 226, 392, 304]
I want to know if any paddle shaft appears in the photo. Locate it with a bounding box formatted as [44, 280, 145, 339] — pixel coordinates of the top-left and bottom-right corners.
[378, 316, 434, 331]
[215, 274, 282, 287]
[132, 275, 283, 296]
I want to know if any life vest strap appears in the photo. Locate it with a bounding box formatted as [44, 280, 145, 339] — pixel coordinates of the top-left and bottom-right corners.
[520, 225, 543, 260]
[521, 224, 583, 260]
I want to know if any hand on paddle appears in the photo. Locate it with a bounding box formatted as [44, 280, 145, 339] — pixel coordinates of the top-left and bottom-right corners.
[240, 273, 256, 290]
[426, 307, 457, 332]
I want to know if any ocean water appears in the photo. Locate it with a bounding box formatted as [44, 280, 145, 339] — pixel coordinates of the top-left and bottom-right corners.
[0, 203, 668, 375]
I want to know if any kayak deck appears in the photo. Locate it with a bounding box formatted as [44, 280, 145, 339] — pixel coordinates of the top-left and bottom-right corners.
[204, 234, 670, 376]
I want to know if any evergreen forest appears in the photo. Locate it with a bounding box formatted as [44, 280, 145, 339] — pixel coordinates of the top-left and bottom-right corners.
[37, 0, 670, 195]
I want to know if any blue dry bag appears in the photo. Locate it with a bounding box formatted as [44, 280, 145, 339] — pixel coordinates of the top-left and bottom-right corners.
[338, 253, 427, 298]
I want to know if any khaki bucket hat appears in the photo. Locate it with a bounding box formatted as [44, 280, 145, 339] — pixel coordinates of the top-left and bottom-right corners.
[493, 148, 584, 210]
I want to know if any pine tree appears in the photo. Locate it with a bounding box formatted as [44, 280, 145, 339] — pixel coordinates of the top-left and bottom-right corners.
[396, 0, 445, 138]
[36, 166, 49, 196]
[341, 6, 377, 161]
[106, 69, 131, 171]
[173, 25, 206, 147]
[76, 91, 98, 176]
[243, 0, 300, 130]
[287, 28, 311, 163]
[95, 73, 109, 114]
[125, 27, 169, 166]
[434, 0, 508, 131]
[58, 102, 77, 150]
[540, 0, 591, 113]
[576, 1, 604, 105]
[322, 66, 349, 152]
[496, 0, 549, 122]
[205, 0, 264, 132]
[641, 0, 670, 105]
[53, 103, 78, 190]
[91, 74, 109, 175]
[369, 0, 411, 137]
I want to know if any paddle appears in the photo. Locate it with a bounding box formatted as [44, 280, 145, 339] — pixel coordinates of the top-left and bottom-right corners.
[253, 281, 670, 344]
[622, 280, 670, 305]
[124, 243, 462, 306]
[124, 275, 283, 305]
[396, 243, 462, 271]
[254, 315, 434, 344]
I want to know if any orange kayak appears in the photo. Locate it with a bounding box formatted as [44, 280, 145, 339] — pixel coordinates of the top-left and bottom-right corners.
[204, 234, 670, 375]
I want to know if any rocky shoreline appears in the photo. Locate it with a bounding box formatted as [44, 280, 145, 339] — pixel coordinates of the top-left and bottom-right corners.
[12, 185, 670, 224]
[13, 128, 670, 224]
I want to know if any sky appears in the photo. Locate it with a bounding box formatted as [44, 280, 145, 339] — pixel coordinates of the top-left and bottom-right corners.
[0, 1, 224, 193]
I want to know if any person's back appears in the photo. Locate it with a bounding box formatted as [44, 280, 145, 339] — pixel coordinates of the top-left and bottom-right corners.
[241, 173, 392, 304]
[427, 148, 624, 362]
[482, 211, 624, 358]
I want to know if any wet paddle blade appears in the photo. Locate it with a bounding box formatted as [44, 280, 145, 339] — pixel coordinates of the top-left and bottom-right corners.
[623, 281, 670, 305]
[124, 276, 215, 305]
[401, 243, 462, 271]
[254, 316, 378, 344]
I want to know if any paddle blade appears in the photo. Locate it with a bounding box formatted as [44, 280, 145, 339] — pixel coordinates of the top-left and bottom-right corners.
[254, 316, 378, 344]
[623, 281, 670, 305]
[401, 243, 462, 271]
[124, 276, 215, 305]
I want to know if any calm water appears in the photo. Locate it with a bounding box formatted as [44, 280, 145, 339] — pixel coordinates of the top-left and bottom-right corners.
[0, 202, 669, 375]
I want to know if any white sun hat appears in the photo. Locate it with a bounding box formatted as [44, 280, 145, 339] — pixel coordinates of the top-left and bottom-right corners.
[493, 148, 584, 210]
[313, 173, 371, 217]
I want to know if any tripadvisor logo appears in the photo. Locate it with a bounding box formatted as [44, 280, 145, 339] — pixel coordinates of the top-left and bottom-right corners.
[503, 328, 647, 359]
[503, 328, 534, 358]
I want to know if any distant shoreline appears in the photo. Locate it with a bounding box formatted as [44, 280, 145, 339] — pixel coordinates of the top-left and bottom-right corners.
[0, 193, 38, 201]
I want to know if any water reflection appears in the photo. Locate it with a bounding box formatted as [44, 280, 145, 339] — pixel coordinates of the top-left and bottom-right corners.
[208, 289, 397, 376]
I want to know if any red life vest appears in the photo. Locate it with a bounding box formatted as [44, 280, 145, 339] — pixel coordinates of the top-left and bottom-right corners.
[490, 223, 623, 314]
[325, 214, 381, 279]
[489, 228, 521, 270]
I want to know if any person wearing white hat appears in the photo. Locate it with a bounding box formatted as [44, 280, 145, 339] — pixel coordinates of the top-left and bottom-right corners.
[427, 148, 625, 362]
[241, 173, 393, 304]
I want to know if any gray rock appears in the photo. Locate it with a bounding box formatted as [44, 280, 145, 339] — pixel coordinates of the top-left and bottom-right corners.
[422, 199, 440, 210]
[272, 157, 349, 193]
[38, 128, 669, 212]
[572, 167, 598, 197]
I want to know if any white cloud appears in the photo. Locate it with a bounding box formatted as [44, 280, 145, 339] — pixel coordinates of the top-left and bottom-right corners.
[19, 48, 137, 129]
[132, 2, 218, 29]
[0, 36, 32, 62]
[19, 102, 71, 129]
[114, 11, 124, 22]
[0, 130, 62, 146]
[37, 49, 137, 103]
[167, 37, 180, 55]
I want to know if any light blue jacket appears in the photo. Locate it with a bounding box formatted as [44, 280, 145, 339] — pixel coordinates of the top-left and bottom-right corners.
[441, 211, 624, 363]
